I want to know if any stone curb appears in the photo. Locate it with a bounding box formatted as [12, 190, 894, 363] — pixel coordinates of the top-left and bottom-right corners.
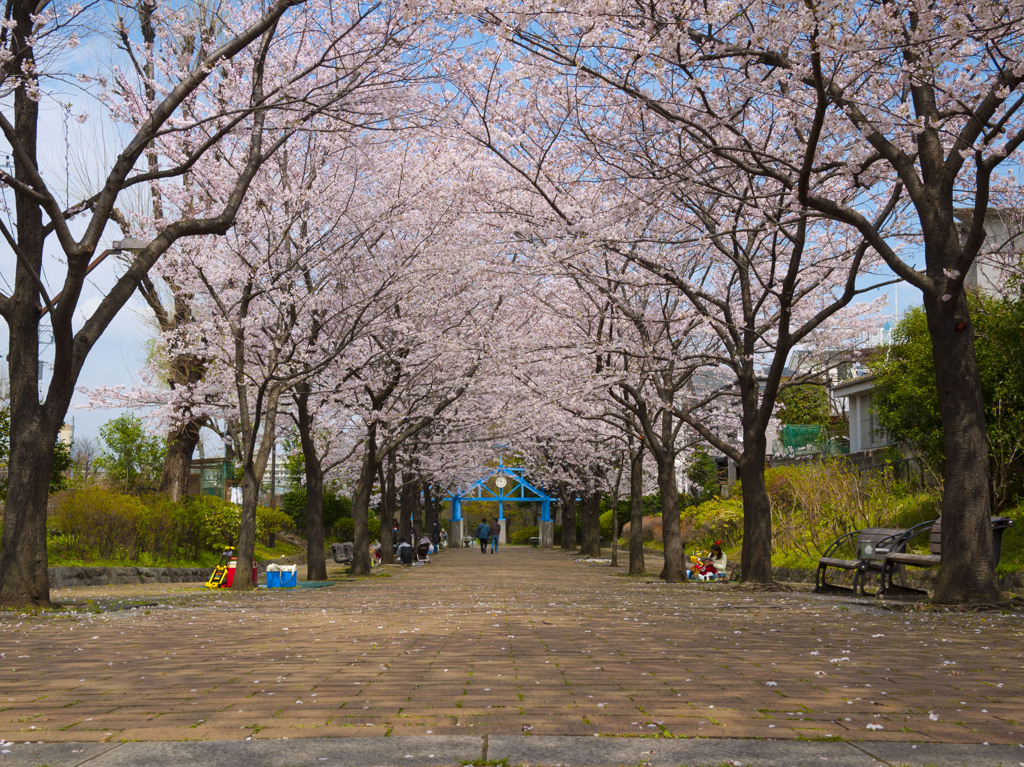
[2, 736, 1020, 766]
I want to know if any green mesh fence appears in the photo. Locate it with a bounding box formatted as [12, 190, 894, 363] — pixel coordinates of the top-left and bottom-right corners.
[781, 425, 824, 452]
[780, 425, 850, 456]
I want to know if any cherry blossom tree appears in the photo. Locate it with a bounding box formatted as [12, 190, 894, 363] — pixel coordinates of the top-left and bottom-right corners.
[0, 0, 315, 607]
[460, 0, 1024, 601]
[436, 8, 892, 585]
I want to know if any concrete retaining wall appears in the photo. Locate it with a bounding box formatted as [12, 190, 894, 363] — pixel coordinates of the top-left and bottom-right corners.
[48, 566, 214, 588]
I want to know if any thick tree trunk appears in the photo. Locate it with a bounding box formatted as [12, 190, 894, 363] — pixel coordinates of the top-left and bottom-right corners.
[159, 416, 202, 501]
[580, 489, 602, 556]
[0, 60, 58, 607]
[0, 426, 58, 606]
[295, 385, 326, 580]
[738, 435, 772, 584]
[657, 450, 684, 582]
[232, 464, 259, 589]
[927, 293, 1002, 603]
[629, 442, 646, 575]
[350, 428, 377, 576]
[559, 485, 577, 551]
[303, 463, 327, 580]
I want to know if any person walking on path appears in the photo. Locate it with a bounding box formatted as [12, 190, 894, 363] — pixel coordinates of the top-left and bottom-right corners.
[431, 521, 442, 552]
[490, 518, 501, 553]
[475, 520, 491, 554]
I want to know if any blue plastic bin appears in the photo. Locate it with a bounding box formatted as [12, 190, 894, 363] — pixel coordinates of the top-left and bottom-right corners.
[266, 568, 297, 588]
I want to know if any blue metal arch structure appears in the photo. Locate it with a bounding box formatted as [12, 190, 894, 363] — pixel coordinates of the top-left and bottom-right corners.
[446, 456, 557, 525]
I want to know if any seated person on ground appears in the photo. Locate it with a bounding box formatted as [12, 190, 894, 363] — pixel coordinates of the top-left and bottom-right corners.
[692, 542, 727, 579]
[397, 538, 414, 565]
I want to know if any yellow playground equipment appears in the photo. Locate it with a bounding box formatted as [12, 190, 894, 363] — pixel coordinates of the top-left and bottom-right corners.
[205, 546, 237, 589]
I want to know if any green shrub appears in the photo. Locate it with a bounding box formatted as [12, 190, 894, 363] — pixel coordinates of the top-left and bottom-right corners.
[510, 526, 538, 544]
[45, 487, 299, 566]
[256, 504, 291, 542]
[683, 497, 744, 547]
[334, 518, 355, 541]
[599, 505, 631, 539]
[182, 494, 290, 548]
[49, 487, 145, 561]
[749, 459, 942, 561]
[282, 488, 305, 528]
[282, 487, 352, 534]
[324, 515, 378, 542]
[186, 495, 241, 550]
[48, 487, 207, 564]
[996, 504, 1024, 575]
[513, 524, 562, 545]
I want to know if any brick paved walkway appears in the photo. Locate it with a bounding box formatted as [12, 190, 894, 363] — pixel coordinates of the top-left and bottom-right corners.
[1, 547, 1022, 753]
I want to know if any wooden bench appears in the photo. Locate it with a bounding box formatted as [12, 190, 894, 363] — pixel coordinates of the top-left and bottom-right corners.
[878, 516, 1015, 598]
[814, 525, 926, 596]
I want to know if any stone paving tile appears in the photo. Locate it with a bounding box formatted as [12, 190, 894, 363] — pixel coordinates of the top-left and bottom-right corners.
[2, 547, 1024, 750]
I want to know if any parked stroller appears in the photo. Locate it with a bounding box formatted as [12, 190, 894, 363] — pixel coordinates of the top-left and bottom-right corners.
[329, 541, 355, 564]
[416, 536, 432, 562]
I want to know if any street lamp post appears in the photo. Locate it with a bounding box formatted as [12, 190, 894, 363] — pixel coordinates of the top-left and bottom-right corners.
[40, 237, 149, 316]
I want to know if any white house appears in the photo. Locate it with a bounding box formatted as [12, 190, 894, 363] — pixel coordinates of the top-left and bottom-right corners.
[831, 373, 887, 454]
[956, 208, 1022, 298]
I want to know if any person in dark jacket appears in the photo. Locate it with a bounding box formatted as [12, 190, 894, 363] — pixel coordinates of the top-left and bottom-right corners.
[490, 518, 501, 554]
[475, 520, 491, 554]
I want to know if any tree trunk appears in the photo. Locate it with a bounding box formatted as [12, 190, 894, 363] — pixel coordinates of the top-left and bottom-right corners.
[609, 487, 620, 569]
[378, 465, 396, 565]
[350, 427, 377, 576]
[629, 441, 646, 575]
[303, 462, 326, 580]
[0, 426, 57, 607]
[398, 472, 415, 546]
[380, 460, 398, 560]
[412, 479, 424, 543]
[425, 484, 439, 534]
[580, 490, 602, 556]
[233, 463, 259, 589]
[159, 416, 203, 501]
[657, 449, 684, 582]
[0, 56, 60, 607]
[559, 485, 577, 551]
[296, 385, 326, 581]
[738, 436, 772, 584]
[927, 292, 1002, 603]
